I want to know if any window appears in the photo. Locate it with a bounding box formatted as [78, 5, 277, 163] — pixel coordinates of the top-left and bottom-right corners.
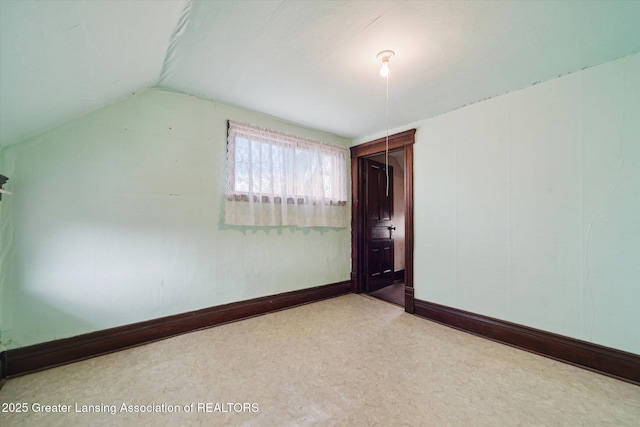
[225, 120, 348, 227]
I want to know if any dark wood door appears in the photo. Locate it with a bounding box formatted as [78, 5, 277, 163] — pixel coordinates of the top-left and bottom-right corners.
[364, 159, 395, 292]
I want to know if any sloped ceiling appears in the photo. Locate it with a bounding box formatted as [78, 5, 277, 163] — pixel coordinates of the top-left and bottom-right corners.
[1, 0, 640, 146]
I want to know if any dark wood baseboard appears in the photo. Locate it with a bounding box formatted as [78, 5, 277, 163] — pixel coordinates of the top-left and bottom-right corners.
[394, 269, 405, 283]
[414, 299, 640, 385]
[1, 281, 351, 379]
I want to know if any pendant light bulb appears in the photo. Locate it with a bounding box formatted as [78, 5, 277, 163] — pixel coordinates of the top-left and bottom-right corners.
[376, 50, 395, 77]
[380, 60, 389, 77]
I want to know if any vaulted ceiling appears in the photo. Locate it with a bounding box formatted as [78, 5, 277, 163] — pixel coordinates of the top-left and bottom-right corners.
[1, 0, 640, 146]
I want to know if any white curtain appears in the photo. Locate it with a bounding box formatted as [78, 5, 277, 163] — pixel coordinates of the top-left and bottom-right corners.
[225, 120, 348, 227]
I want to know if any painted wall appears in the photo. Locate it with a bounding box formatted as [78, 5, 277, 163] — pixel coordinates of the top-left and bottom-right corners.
[0, 88, 351, 348]
[0, 151, 12, 349]
[410, 53, 639, 354]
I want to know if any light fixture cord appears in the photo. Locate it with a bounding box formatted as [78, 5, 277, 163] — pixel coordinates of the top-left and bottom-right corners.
[385, 70, 390, 197]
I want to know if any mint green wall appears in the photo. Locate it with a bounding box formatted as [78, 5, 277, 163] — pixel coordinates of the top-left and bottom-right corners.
[3, 54, 638, 355]
[0, 88, 351, 348]
[0, 147, 14, 347]
[410, 53, 639, 354]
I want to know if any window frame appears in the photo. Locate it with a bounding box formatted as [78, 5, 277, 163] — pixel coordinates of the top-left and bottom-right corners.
[225, 120, 348, 206]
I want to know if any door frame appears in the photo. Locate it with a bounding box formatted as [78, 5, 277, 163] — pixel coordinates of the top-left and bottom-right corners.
[350, 129, 416, 313]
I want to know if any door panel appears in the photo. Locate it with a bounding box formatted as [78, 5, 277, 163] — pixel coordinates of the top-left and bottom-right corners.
[364, 159, 394, 292]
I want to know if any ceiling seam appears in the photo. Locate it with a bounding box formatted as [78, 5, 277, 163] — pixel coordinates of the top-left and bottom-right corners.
[157, 0, 193, 87]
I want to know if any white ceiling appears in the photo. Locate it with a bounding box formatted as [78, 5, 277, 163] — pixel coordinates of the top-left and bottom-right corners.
[1, 0, 640, 146]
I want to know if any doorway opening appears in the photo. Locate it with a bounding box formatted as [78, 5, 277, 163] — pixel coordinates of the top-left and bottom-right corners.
[363, 152, 404, 306]
[350, 129, 415, 313]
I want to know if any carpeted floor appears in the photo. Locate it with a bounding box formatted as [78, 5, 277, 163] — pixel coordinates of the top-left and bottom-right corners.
[1, 294, 638, 426]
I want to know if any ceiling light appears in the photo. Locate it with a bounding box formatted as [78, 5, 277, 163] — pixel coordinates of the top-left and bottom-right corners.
[376, 50, 395, 77]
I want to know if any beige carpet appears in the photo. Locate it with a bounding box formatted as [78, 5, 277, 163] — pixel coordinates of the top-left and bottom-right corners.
[1, 294, 639, 426]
